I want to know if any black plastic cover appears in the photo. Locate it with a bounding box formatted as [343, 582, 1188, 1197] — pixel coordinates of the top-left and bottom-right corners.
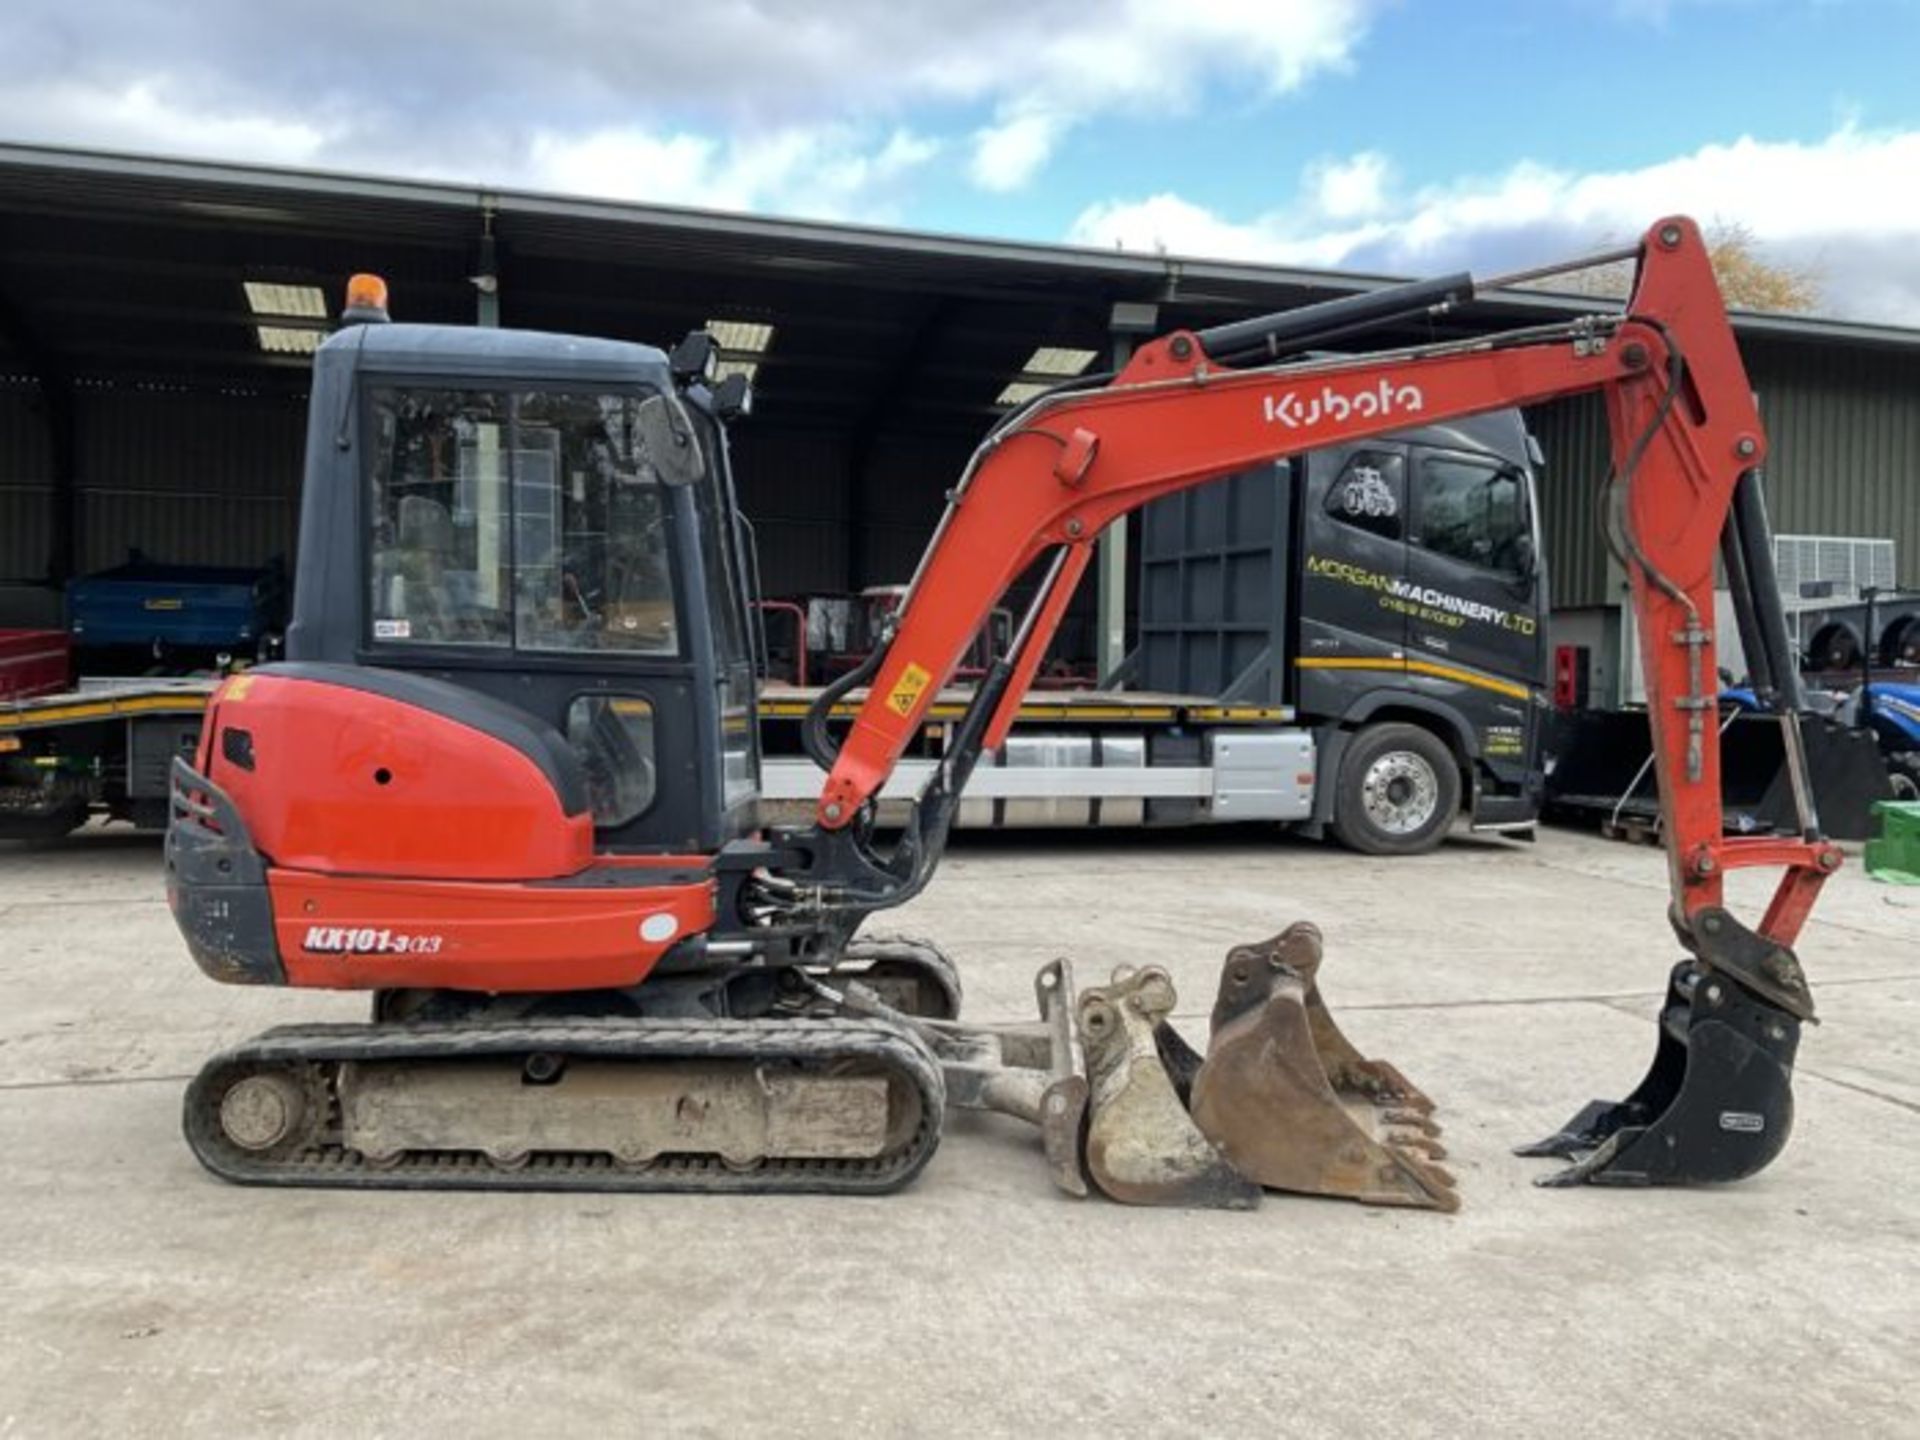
[165, 758, 284, 986]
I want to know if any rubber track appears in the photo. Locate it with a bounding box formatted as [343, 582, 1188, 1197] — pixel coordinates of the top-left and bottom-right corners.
[183, 1016, 946, 1195]
[838, 935, 963, 1019]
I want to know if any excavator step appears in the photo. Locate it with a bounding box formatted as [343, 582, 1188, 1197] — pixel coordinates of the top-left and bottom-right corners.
[184, 1015, 944, 1194]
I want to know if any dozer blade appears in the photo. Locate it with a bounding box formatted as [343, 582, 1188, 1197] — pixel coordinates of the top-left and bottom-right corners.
[1517, 960, 1800, 1187]
[1186, 923, 1459, 1213]
[1078, 966, 1260, 1210]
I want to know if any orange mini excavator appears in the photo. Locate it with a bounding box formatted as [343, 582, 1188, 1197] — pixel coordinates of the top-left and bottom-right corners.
[167, 220, 1837, 1208]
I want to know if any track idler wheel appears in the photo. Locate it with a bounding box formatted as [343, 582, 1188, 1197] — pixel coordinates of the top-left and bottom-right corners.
[1516, 960, 1802, 1187]
[1184, 923, 1458, 1213]
[1078, 967, 1260, 1210]
[206, 1064, 326, 1159]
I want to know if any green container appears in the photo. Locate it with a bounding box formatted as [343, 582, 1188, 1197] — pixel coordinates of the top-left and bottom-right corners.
[1864, 800, 1920, 885]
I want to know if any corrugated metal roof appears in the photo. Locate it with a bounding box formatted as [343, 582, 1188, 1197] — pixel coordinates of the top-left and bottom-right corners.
[4, 140, 1916, 355]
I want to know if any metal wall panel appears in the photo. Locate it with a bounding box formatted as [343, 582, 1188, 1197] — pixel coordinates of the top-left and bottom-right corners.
[729, 431, 850, 597]
[76, 386, 308, 496]
[856, 435, 974, 588]
[79, 491, 298, 573]
[1526, 340, 1920, 609]
[1749, 341, 1920, 581]
[0, 485, 49, 579]
[0, 385, 52, 579]
[73, 386, 308, 570]
[1524, 392, 1612, 610]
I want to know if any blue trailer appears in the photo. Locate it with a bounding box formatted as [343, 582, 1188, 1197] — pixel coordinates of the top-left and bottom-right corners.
[65, 554, 285, 667]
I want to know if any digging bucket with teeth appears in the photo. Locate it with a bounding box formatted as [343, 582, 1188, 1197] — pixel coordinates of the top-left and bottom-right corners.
[1515, 953, 1805, 1188]
[1178, 922, 1459, 1213]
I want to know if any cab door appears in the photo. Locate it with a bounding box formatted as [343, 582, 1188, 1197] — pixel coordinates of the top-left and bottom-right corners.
[1401, 444, 1546, 795]
[1293, 443, 1413, 713]
[1401, 445, 1542, 686]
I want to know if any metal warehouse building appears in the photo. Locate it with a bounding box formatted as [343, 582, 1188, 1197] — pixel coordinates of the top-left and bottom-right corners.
[1, 144, 1916, 695]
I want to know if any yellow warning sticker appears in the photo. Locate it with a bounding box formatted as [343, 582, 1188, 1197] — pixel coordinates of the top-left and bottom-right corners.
[884, 662, 933, 717]
[224, 675, 256, 702]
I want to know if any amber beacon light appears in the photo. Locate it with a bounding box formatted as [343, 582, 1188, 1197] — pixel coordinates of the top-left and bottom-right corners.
[342, 272, 391, 323]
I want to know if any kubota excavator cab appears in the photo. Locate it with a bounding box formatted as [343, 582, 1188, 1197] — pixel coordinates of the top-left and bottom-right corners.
[283, 286, 761, 855]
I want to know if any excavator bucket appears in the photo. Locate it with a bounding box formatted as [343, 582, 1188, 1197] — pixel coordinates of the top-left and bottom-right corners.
[1077, 966, 1260, 1209]
[1184, 923, 1459, 1212]
[1515, 959, 1801, 1187]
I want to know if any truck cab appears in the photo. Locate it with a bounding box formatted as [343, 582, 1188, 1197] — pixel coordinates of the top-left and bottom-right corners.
[284, 319, 761, 854]
[1296, 411, 1549, 829]
[1139, 409, 1550, 849]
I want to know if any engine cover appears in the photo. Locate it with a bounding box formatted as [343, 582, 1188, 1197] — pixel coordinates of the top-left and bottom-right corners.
[199, 666, 594, 881]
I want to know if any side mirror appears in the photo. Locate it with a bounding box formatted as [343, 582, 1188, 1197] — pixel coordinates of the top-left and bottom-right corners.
[633, 393, 705, 486]
[711, 371, 754, 424]
[1511, 531, 1537, 582]
[669, 331, 719, 387]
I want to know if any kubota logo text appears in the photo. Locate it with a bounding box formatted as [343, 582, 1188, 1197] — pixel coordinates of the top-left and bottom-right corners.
[1264, 379, 1424, 429]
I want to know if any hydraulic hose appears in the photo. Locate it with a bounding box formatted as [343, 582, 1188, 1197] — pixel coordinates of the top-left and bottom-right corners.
[801, 640, 889, 772]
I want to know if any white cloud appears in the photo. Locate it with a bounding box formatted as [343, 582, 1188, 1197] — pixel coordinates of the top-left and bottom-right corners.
[524, 124, 941, 220]
[528, 130, 721, 207]
[1308, 150, 1390, 221]
[1067, 125, 1920, 323]
[1069, 193, 1276, 260]
[961, 0, 1369, 190]
[0, 1, 1374, 204]
[0, 77, 333, 167]
[969, 113, 1064, 192]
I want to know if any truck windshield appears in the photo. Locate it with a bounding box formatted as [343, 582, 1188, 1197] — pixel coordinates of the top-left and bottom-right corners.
[365, 386, 680, 654]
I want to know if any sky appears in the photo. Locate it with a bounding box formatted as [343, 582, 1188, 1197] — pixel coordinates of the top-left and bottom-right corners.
[2, 0, 1919, 321]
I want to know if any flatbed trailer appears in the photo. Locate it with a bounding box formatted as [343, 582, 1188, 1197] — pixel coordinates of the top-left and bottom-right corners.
[4, 677, 1379, 840]
[757, 683, 1316, 830]
[0, 678, 213, 838]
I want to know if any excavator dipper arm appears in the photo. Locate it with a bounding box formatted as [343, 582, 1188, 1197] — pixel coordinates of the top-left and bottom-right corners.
[792, 216, 1837, 1193]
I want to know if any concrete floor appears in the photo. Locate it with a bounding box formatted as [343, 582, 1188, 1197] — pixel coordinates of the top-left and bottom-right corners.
[0, 824, 1914, 1437]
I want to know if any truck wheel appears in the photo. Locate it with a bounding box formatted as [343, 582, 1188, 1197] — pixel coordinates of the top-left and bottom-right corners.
[1330, 723, 1460, 856]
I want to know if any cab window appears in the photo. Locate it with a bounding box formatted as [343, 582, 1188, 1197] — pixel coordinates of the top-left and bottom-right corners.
[366, 389, 512, 647]
[1323, 451, 1406, 542]
[366, 387, 681, 654]
[565, 695, 657, 826]
[513, 392, 677, 655]
[1414, 455, 1531, 578]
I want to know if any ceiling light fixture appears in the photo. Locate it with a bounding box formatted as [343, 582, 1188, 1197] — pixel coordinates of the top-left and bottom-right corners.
[995, 345, 1098, 406]
[243, 282, 328, 319]
[706, 318, 774, 353]
[255, 325, 324, 355]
